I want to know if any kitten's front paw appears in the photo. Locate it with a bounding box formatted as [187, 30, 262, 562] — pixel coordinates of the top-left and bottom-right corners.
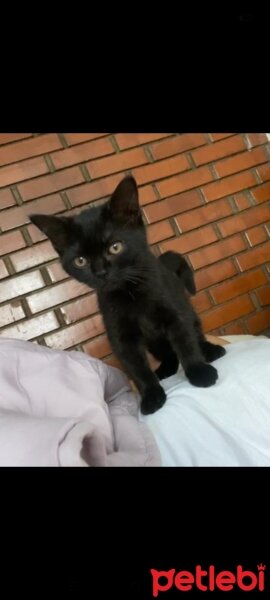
[200, 341, 226, 362]
[140, 385, 167, 415]
[186, 362, 218, 387]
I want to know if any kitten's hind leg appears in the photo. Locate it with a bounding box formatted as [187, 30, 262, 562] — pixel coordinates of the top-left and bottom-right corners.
[147, 338, 179, 380]
[161, 307, 218, 387]
[194, 316, 226, 362]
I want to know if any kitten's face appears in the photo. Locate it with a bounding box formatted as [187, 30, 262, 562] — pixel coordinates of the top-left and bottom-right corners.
[30, 176, 148, 292]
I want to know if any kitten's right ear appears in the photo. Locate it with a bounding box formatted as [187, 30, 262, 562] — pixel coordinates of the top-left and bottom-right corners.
[29, 214, 72, 253]
[109, 176, 141, 224]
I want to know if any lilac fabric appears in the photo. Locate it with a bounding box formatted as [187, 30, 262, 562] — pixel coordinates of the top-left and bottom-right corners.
[0, 338, 160, 467]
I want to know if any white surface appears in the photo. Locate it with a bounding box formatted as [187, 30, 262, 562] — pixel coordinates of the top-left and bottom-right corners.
[140, 338, 270, 466]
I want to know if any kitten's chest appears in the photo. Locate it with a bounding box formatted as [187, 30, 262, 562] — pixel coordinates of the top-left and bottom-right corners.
[138, 313, 162, 339]
[99, 290, 162, 335]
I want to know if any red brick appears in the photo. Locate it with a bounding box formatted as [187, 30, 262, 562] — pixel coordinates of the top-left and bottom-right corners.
[151, 134, 207, 160]
[189, 235, 247, 270]
[0, 271, 45, 303]
[147, 221, 174, 245]
[246, 307, 270, 334]
[235, 193, 252, 211]
[138, 185, 157, 205]
[192, 135, 245, 166]
[46, 261, 69, 283]
[156, 166, 213, 198]
[0, 311, 59, 341]
[87, 148, 148, 179]
[27, 279, 89, 314]
[251, 182, 270, 203]
[0, 194, 65, 231]
[18, 167, 84, 201]
[223, 323, 246, 335]
[132, 154, 190, 185]
[256, 285, 270, 306]
[0, 156, 48, 188]
[245, 226, 268, 247]
[209, 134, 234, 141]
[0, 188, 15, 209]
[67, 174, 122, 207]
[160, 225, 217, 254]
[64, 133, 109, 146]
[115, 133, 171, 150]
[202, 170, 257, 202]
[66, 180, 157, 209]
[236, 242, 270, 271]
[0, 134, 62, 167]
[195, 260, 238, 291]
[218, 204, 270, 237]
[215, 147, 267, 178]
[10, 241, 58, 272]
[59, 293, 99, 324]
[0, 134, 32, 145]
[210, 270, 267, 304]
[83, 334, 112, 359]
[256, 163, 270, 182]
[0, 259, 8, 279]
[67, 175, 155, 208]
[202, 295, 255, 332]
[175, 198, 233, 233]
[246, 133, 269, 148]
[191, 291, 212, 314]
[143, 190, 202, 224]
[45, 314, 105, 349]
[0, 230, 26, 256]
[51, 137, 114, 170]
[0, 301, 25, 326]
[27, 223, 47, 243]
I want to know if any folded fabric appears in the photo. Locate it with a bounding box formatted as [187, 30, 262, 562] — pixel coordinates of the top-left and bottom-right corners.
[0, 338, 160, 467]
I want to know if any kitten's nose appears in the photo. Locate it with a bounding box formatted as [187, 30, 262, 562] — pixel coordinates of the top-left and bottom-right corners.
[93, 259, 107, 278]
[96, 268, 107, 278]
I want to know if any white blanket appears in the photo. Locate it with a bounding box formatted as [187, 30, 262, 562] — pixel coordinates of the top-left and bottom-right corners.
[140, 338, 270, 466]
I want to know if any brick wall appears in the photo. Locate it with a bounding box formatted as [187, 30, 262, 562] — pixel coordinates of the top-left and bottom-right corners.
[0, 133, 269, 367]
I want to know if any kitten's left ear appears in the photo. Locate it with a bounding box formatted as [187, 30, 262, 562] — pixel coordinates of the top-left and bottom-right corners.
[29, 214, 72, 253]
[109, 176, 141, 224]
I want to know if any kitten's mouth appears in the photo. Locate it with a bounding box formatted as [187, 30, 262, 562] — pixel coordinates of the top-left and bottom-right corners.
[95, 276, 137, 292]
[92, 268, 148, 291]
[94, 275, 116, 289]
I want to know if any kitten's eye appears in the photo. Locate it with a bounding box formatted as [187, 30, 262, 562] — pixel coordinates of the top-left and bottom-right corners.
[73, 256, 89, 268]
[108, 241, 124, 255]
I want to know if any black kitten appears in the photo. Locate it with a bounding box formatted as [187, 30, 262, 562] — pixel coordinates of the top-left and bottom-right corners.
[30, 176, 225, 415]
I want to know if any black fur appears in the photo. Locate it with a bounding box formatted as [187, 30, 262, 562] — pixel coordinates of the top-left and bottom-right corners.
[158, 250, 196, 295]
[30, 176, 225, 414]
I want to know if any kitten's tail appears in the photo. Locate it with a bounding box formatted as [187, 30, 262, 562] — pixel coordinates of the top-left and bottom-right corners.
[158, 251, 196, 295]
